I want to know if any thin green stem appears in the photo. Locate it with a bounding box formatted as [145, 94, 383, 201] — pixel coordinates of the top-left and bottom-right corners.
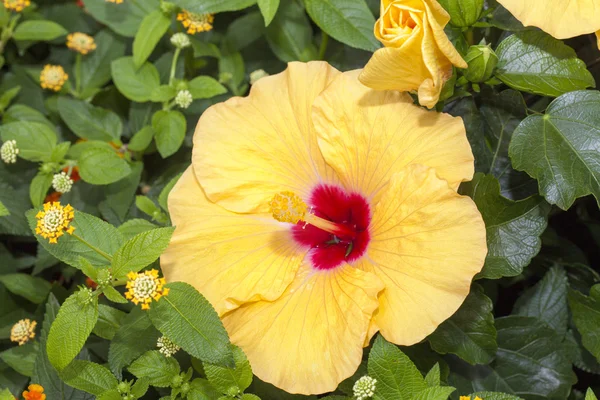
[318, 32, 329, 60]
[169, 48, 181, 86]
[466, 28, 474, 46]
[113, 278, 127, 286]
[71, 232, 113, 262]
[75, 53, 82, 95]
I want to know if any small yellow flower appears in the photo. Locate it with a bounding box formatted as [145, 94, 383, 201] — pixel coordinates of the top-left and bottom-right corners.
[3, 0, 30, 12]
[35, 202, 75, 244]
[22, 384, 45, 400]
[177, 10, 214, 34]
[105, 0, 123, 3]
[460, 397, 483, 400]
[125, 269, 169, 310]
[40, 65, 68, 92]
[66, 32, 96, 55]
[10, 319, 36, 345]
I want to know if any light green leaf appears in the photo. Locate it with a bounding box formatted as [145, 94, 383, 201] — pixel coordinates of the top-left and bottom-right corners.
[304, 0, 378, 51]
[29, 173, 52, 208]
[129, 350, 180, 387]
[50, 142, 71, 163]
[0, 86, 20, 111]
[60, 360, 118, 395]
[514, 266, 569, 337]
[460, 174, 549, 279]
[169, 0, 256, 14]
[58, 97, 122, 142]
[13, 20, 67, 41]
[188, 76, 227, 99]
[368, 335, 426, 400]
[0, 121, 57, 162]
[0, 341, 38, 377]
[0, 201, 8, 217]
[128, 126, 155, 152]
[424, 364, 440, 387]
[470, 392, 524, 400]
[0, 273, 51, 304]
[437, 0, 483, 27]
[111, 57, 161, 102]
[266, 1, 317, 62]
[257, 0, 279, 25]
[111, 227, 175, 278]
[136, 195, 161, 217]
[133, 10, 171, 68]
[188, 378, 222, 400]
[148, 282, 234, 367]
[117, 218, 158, 239]
[204, 346, 253, 394]
[153, 110, 187, 158]
[103, 286, 128, 304]
[47, 290, 99, 370]
[0, 389, 14, 400]
[93, 304, 126, 340]
[586, 389, 598, 400]
[569, 285, 600, 362]
[82, 0, 159, 37]
[495, 31, 595, 97]
[509, 90, 600, 210]
[428, 284, 497, 365]
[79, 147, 132, 185]
[150, 85, 177, 102]
[3, 104, 53, 127]
[410, 386, 455, 400]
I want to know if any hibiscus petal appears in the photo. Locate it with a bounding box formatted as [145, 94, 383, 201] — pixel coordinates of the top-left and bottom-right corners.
[161, 167, 306, 315]
[312, 70, 474, 199]
[497, 0, 600, 39]
[222, 263, 383, 395]
[193, 61, 341, 214]
[357, 164, 486, 345]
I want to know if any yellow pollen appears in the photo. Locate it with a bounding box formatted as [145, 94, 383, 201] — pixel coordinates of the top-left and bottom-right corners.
[177, 10, 214, 34]
[10, 318, 36, 345]
[66, 32, 96, 55]
[270, 191, 308, 223]
[35, 202, 75, 244]
[125, 269, 168, 310]
[40, 65, 68, 92]
[3, 0, 30, 12]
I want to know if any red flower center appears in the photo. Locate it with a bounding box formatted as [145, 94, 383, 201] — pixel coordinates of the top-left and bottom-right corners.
[292, 184, 371, 270]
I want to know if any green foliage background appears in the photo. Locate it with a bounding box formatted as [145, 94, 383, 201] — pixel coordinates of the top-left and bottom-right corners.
[1, 0, 600, 399]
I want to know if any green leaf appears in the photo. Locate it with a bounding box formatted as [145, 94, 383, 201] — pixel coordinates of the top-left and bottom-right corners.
[29, 173, 52, 208]
[47, 290, 99, 370]
[81, 29, 127, 95]
[495, 31, 595, 97]
[128, 126, 155, 152]
[103, 286, 128, 304]
[428, 284, 497, 365]
[469, 392, 524, 400]
[304, 0, 378, 51]
[148, 282, 234, 367]
[111, 57, 161, 102]
[188, 76, 227, 99]
[0, 389, 14, 400]
[58, 97, 122, 142]
[99, 162, 143, 224]
[0, 201, 8, 217]
[82, 0, 159, 37]
[204, 346, 253, 394]
[133, 10, 171, 68]
[0, 182, 30, 236]
[509, 90, 600, 210]
[514, 266, 569, 337]
[150, 85, 177, 102]
[4, 104, 53, 127]
[0, 86, 21, 111]
[60, 360, 118, 395]
[0, 342, 38, 377]
[152, 110, 187, 158]
[461, 174, 549, 279]
[79, 147, 132, 185]
[410, 386, 455, 400]
[266, 1, 317, 62]
[586, 389, 598, 400]
[136, 195, 161, 217]
[224, 12, 266, 51]
[93, 304, 126, 340]
[131, 377, 150, 398]
[257, 0, 279, 25]
[111, 227, 175, 278]
[188, 378, 222, 400]
[438, 0, 483, 27]
[129, 350, 180, 387]
[50, 142, 71, 163]
[424, 364, 440, 387]
[117, 218, 158, 239]
[0, 273, 51, 304]
[569, 285, 600, 362]
[0, 121, 57, 162]
[13, 20, 67, 41]
[108, 307, 161, 379]
[169, 0, 256, 14]
[367, 335, 426, 400]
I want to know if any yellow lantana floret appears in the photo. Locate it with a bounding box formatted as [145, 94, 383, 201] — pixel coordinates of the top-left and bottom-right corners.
[23, 384, 45, 400]
[3, 0, 30, 12]
[66, 32, 96, 55]
[35, 202, 75, 244]
[177, 10, 214, 34]
[10, 318, 36, 345]
[40, 65, 68, 92]
[125, 269, 169, 310]
[105, 0, 123, 3]
[460, 397, 483, 400]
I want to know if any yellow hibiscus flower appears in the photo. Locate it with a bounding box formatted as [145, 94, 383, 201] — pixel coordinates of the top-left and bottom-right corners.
[161, 62, 487, 394]
[359, 0, 467, 109]
[497, 0, 600, 48]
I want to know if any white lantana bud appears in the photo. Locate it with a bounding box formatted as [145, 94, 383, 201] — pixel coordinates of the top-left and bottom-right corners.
[52, 172, 73, 194]
[170, 33, 191, 49]
[175, 90, 193, 109]
[157, 336, 180, 357]
[353, 376, 377, 400]
[1, 140, 19, 164]
[250, 69, 269, 85]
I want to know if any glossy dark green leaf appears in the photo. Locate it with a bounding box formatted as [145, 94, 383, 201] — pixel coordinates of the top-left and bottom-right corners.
[509, 90, 600, 210]
[58, 97, 122, 142]
[0, 342, 38, 377]
[257, 0, 279, 25]
[169, 0, 256, 14]
[569, 285, 600, 362]
[266, 1, 317, 62]
[82, 0, 158, 37]
[0, 273, 51, 304]
[81, 29, 127, 95]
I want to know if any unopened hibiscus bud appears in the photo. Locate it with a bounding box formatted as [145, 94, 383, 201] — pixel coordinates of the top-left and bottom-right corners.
[463, 45, 498, 83]
[170, 32, 191, 49]
[438, 0, 484, 27]
[353, 376, 377, 400]
[175, 90, 193, 109]
[249, 69, 269, 85]
[0, 140, 18, 164]
[52, 172, 74, 194]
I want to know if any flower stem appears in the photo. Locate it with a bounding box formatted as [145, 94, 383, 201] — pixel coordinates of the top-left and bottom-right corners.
[71, 232, 113, 262]
[318, 32, 329, 60]
[169, 48, 181, 86]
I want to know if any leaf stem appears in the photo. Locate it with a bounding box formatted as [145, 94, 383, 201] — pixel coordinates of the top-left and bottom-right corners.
[71, 232, 113, 262]
[318, 32, 329, 60]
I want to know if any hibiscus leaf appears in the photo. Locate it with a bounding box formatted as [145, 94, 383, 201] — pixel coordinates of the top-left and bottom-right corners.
[128, 350, 180, 387]
[148, 282, 234, 368]
[509, 90, 600, 210]
[495, 31, 595, 97]
[569, 284, 600, 362]
[460, 174, 550, 279]
[265, 1, 317, 62]
[428, 284, 497, 365]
